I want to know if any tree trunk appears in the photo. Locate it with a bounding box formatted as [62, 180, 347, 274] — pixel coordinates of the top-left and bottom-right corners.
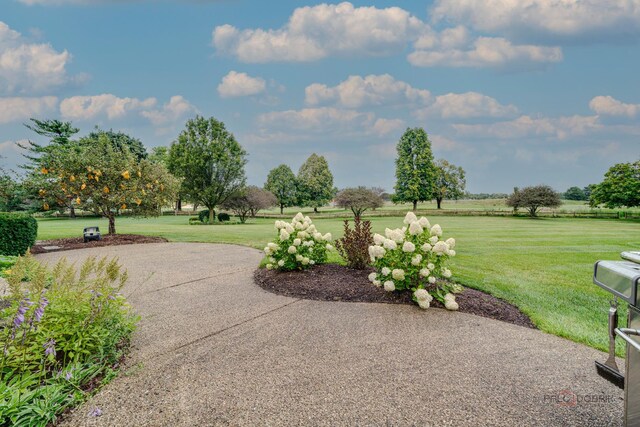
[413, 200, 417, 211]
[314, 207, 319, 213]
[208, 208, 215, 224]
[280, 204, 284, 214]
[107, 214, 116, 235]
[69, 205, 76, 219]
[176, 197, 182, 211]
[436, 198, 442, 209]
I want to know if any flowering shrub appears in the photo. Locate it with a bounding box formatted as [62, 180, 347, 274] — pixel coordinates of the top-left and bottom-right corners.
[368, 212, 463, 310]
[263, 213, 332, 271]
[0, 254, 138, 426]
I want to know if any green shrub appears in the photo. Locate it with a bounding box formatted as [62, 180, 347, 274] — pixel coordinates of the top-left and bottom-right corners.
[0, 213, 38, 256]
[217, 212, 231, 222]
[188, 216, 201, 225]
[198, 209, 210, 223]
[0, 254, 138, 426]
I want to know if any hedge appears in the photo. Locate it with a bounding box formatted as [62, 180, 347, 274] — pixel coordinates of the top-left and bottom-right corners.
[0, 212, 38, 256]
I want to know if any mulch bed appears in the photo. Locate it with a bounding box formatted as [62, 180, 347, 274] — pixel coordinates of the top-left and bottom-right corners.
[30, 234, 168, 254]
[254, 264, 535, 329]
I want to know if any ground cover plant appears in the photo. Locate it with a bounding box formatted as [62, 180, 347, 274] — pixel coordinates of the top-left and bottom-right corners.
[0, 254, 138, 426]
[34, 214, 639, 355]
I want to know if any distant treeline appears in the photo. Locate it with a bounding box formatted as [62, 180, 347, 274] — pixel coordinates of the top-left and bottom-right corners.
[463, 192, 509, 200]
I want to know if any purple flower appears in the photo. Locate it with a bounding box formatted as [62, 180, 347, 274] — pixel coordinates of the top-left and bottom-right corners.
[88, 407, 103, 417]
[65, 371, 73, 381]
[34, 297, 49, 322]
[43, 339, 56, 357]
[12, 298, 33, 328]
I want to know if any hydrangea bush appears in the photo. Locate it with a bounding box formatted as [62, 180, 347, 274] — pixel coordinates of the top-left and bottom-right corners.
[368, 212, 463, 310]
[264, 213, 333, 271]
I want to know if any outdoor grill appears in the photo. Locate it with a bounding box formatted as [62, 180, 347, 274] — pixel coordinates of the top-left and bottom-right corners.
[594, 251, 640, 426]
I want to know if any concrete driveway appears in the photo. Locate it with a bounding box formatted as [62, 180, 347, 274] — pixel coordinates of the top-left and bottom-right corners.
[36, 243, 624, 426]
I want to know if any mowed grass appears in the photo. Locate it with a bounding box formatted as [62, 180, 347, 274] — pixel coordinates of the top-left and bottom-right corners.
[37, 214, 640, 355]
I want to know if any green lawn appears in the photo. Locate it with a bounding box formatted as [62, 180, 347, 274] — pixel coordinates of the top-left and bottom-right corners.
[36, 214, 639, 355]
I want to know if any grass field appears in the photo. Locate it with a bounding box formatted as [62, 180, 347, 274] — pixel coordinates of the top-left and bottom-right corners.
[36, 214, 640, 355]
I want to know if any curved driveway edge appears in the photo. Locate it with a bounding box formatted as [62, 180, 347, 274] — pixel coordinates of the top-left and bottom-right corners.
[35, 243, 624, 426]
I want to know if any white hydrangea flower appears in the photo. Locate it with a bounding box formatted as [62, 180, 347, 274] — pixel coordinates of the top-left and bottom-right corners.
[269, 257, 276, 263]
[326, 244, 333, 250]
[418, 217, 430, 228]
[304, 216, 311, 223]
[368, 272, 377, 282]
[409, 221, 424, 235]
[421, 243, 432, 252]
[443, 268, 452, 278]
[373, 246, 386, 259]
[373, 233, 385, 245]
[373, 280, 381, 287]
[430, 224, 443, 237]
[444, 293, 455, 301]
[383, 239, 397, 250]
[432, 241, 449, 256]
[428, 276, 436, 284]
[268, 242, 278, 249]
[383, 281, 395, 292]
[294, 222, 304, 230]
[419, 268, 430, 277]
[323, 233, 332, 241]
[288, 246, 297, 254]
[445, 238, 456, 249]
[392, 269, 405, 281]
[451, 284, 463, 294]
[310, 259, 315, 265]
[403, 211, 418, 225]
[307, 224, 317, 233]
[274, 221, 284, 229]
[429, 235, 439, 245]
[411, 254, 422, 266]
[382, 267, 391, 276]
[402, 241, 416, 253]
[277, 260, 285, 267]
[280, 229, 290, 241]
[448, 250, 456, 257]
[293, 238, 302, 246]
[298, 231, 308, 239]
[295, 254, 303, 262]
[294, 212, 305, 222]
[418, 299, 430, 309]
[414, 289, 432, 302]
[401, 226, 407, 233]
[314, 232, 323, 241]
[302, 257, 310, 265]
[264, 247, 272, 255]
[266, 264, 273, 270]
[384, 228, 394, 239]
[427, 263, 435, 270]
[445, 300, 459, 311]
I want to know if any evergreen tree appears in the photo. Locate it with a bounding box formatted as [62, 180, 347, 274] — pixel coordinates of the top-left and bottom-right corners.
[393, 128, 437, 211]
[297, 153, 335, 213]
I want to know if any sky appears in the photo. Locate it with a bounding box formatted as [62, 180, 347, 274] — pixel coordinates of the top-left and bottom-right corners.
[0, 0, 639, 194]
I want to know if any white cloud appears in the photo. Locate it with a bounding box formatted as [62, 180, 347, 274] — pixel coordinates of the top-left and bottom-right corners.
[453, 114, 601, 140]
[0, 139, 26, 157]
[59, 93, 196, 125]
[217, 71, 266, 98]
[0, 21, 74, 94]
[305, 74, 430, 108]
[140, 95, 197, 125]
[589, 96, 640, 118]
[372, 118, 405, 136]
[0, 96, 58, 124]
[213, 2, 425, 62]
[257, 107, 376, 132]
[408, 36, 562, 69]
[431, 0, 640, 43]
[415, 92, 518, 119]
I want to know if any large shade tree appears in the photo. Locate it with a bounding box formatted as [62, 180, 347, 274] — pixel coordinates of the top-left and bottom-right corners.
[264, 164, 297, 214]
[506, 185, 561, 217]
[168, 116, 247, 223]
[335, 186, 384, 219]
[590, 160, 640, 208]
[434, 159, 466, 209]
[297, 153, 335, 213]
[84, 129, 148, 161]
[393, 128, 437, 211]
[40, 135, 179, 234]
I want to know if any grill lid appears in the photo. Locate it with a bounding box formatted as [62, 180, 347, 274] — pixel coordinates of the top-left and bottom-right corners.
[622, 251, 640, 264]
[594, 260, 640, 306]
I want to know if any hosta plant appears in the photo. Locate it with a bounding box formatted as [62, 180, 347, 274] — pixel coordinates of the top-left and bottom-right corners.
[368, 212, 463, 310]
[263, 213, 332, 271]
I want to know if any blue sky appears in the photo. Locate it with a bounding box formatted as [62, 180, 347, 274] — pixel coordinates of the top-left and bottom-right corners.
[1, 0, 639, 193]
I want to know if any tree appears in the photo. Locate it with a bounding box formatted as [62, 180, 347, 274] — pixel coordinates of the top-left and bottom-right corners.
[84, 129, 148, 161]
[264, 164, 297, 214]
[19, 119, 80, 168]
[506, 185, 561, 217]
[563, 186, 587, 201]
[297, 153, 335, 213]
[40, 136, 179, 234]
[0, 171, 30, 212]
[590, 160, 640, 208]
[169, 116, 247, 223]
[220, 186, 277, 223]
[434, 159, 466, 209]
[148, 146, 169, 165]
[334, 187, 384, 219]
[393, 128, 437, 211]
